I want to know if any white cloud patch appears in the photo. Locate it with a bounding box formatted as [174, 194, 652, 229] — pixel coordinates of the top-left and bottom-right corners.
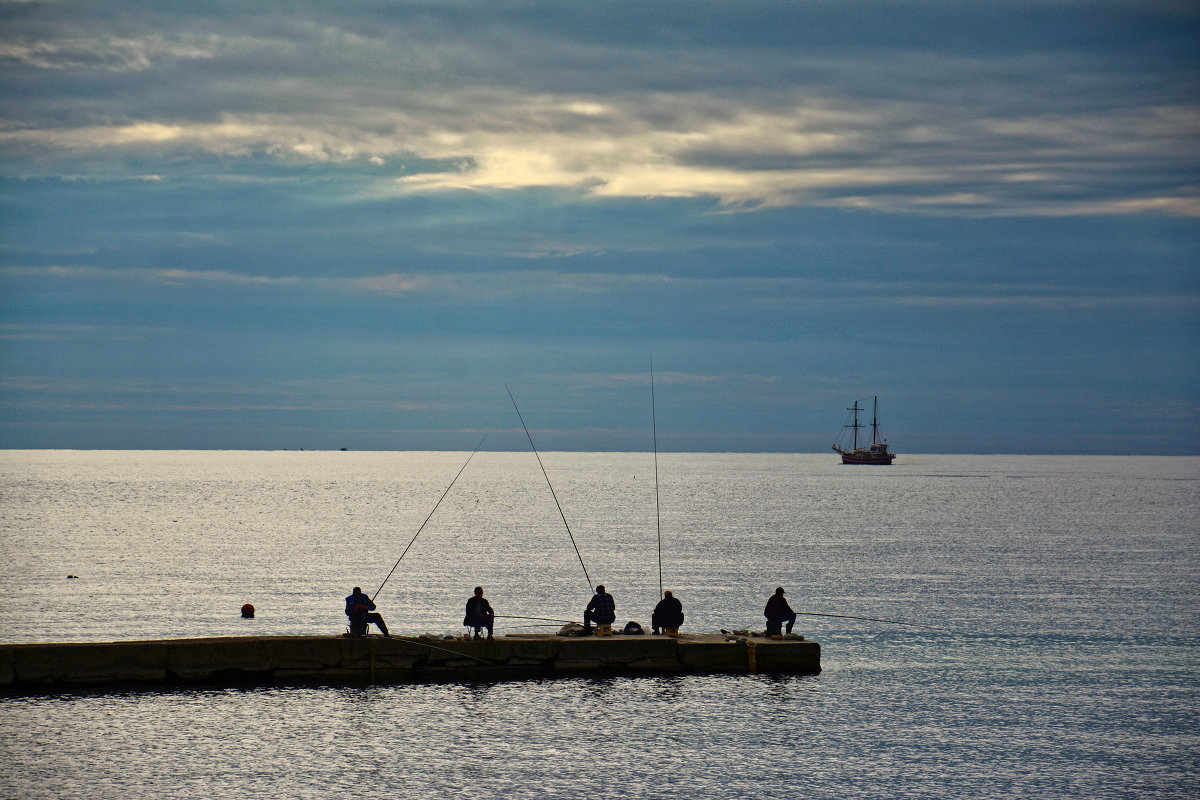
[2, 94, 1194, 216]
[0, 5, 1196, 219]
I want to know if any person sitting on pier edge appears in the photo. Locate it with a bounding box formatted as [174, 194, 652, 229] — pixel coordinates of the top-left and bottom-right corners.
[652, 590, 684, 635]
[583, 584, 616, 634]
[345, 586, 390, 637]
[764, 586, 796, 637]
[464, 586, 495, 640]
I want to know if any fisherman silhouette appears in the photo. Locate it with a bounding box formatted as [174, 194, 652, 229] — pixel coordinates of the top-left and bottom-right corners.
[652, 590, 684, 634]
[764, 586, 796, 637]
[583, 584, 616, 633]
[345, 586, 390, 637]
[463, 586, 495, 640]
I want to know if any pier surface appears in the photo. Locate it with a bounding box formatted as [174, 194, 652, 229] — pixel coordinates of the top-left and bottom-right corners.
[0, 633, 820, 692]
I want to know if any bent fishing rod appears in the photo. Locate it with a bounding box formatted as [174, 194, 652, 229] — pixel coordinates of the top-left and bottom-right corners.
[372, 433, 489, 602]
[506, 385, 594, 592]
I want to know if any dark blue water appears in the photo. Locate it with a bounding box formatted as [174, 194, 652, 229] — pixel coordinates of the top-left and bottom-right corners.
[1, 452, 1197, 798]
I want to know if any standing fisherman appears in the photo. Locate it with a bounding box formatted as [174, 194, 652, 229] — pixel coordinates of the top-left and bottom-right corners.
[464, 586, 495, 640]
[345, 586, 391, 637]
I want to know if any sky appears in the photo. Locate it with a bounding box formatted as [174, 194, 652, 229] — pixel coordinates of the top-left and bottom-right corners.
[1, 0, 1197, 454]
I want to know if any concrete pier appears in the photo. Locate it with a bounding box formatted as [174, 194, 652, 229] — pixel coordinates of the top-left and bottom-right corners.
[0, 633, 820, 693]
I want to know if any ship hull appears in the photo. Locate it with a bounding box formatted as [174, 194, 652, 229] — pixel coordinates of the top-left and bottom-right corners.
[835, 447, 896, 465]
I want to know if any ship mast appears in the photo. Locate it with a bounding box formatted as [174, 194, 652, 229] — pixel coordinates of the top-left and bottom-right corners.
[872, 395, 880, 446]
[847, 400, 863, 450]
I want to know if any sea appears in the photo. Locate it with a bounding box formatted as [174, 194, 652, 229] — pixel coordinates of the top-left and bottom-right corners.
[0, 450, 1196, 799]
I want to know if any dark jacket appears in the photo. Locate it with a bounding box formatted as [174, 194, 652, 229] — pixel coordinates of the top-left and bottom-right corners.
[652, 595, 684, 628]
[345, 592, 375, 623]
[464, 596, 495, 626]
[764, 593, 794, 622]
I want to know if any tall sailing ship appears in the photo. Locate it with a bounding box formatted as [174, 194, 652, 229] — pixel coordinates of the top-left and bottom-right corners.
[833, 396, 896, 465]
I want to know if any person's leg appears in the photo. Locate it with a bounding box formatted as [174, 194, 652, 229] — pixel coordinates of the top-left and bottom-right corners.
[784, 611, 796, 634]
[368, 612, 390, 636]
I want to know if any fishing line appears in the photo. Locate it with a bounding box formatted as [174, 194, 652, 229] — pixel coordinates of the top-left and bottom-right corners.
[372, 433, 489, 602]
[506, 385, 594, 592]
[388, 637, 506, 666]
[797, 611, 948, 630]
[494, 614, 579, 624]
[651, 360, 663, 599]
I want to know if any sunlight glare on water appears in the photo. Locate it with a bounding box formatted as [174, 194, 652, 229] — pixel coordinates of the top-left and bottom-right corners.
[1, 451, 1197, 799]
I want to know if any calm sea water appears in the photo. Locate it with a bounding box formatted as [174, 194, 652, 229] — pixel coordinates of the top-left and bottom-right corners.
[1, 450, 1197, 799]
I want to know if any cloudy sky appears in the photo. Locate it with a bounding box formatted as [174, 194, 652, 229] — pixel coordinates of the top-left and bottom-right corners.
[1, 0, 1197, 453]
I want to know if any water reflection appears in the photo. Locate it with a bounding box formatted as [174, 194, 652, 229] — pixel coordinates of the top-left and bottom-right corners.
[454, 681, 495, 712]
[762, 673, 822, 704]
[578, 675, 621, 702]
[2, 453, 1195, 799]
[652, 674, 684, 703]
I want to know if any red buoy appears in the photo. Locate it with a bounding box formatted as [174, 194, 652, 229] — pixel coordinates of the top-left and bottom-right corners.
[241, 603, 255, 618]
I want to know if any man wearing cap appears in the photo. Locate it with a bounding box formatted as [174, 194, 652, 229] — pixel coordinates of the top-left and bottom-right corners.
[764, 586, 796, 636]
[345, 586, 390, 637]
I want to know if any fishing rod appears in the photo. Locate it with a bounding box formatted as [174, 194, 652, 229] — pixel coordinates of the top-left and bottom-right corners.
[372, 433, 489, 602]
[651, 360, 663, 599]
[494, 614, 578, 624]
[505, 385, 594, 592]
[796, 611, 949, 631]
[392, 636, 506, 666]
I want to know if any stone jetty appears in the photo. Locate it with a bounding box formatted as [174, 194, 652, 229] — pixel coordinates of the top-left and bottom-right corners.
[0, 633, 820, 692]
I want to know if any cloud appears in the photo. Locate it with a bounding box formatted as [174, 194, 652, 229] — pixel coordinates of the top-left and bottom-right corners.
[1, 263, 663, 300]
[1, 264, 302, 288]
[0, 33, 225, 71]
[9, 92, 1178, 216]
[6, 265, 1193, 314]
[823, 190, 1200, 218]
[0, 2, 1194, 454]
[0, 4, 1195, 217]
[889, 292, 1200, 311]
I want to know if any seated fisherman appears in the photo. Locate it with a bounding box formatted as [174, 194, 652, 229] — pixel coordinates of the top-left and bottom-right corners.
[464, 586, 495, 640]
[651, 590, 684, 634]
[764, 586, 796, 636]
[345, 586, 390, 637]
[583, 584, 616, 633]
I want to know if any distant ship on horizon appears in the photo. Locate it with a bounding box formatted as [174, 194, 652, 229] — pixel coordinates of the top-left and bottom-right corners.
[833, 396, 896, 465]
